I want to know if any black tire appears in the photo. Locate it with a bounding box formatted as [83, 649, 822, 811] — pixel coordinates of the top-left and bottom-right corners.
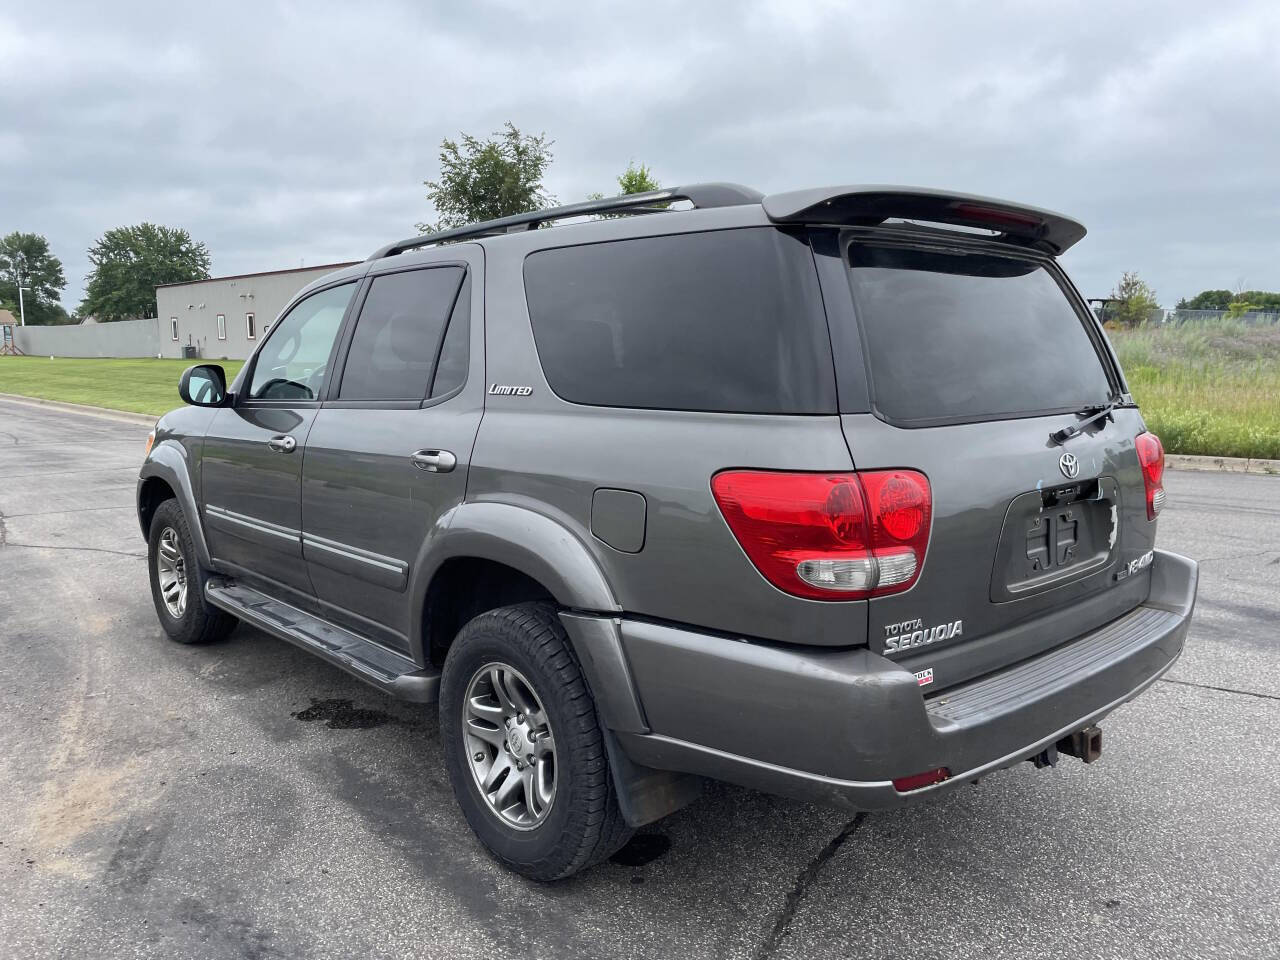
[147, 498, 237, 645]
[440, 602, 632, 880]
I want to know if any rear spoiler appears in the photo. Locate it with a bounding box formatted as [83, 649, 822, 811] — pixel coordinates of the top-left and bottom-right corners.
[761, 185, 1086, 256]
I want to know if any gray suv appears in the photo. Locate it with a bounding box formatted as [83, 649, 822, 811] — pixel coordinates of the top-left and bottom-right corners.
[138, 184, 1198, 879]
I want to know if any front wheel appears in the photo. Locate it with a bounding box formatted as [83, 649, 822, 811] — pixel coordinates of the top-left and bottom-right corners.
[147, 498, 236, 645]
[440, 602, 632, 880]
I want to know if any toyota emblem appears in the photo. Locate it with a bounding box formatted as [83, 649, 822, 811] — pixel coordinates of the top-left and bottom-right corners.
[1059, 452, 1080, 479]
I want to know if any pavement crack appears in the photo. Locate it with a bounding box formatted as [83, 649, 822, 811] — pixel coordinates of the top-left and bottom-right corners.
[3, 504, 134, 519]
[1159, 677, 1280, 702]
[0, 508, 6, 546]
[754, 813, 867, 960]
[1194, 548, 1278, 564]
[0, 540, 145, 559]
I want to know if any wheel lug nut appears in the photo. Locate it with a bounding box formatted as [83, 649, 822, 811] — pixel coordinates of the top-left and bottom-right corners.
[527, 753, 535, 764]
[516, 761, 525, 771]
[474, 752, 485, 762]
[517, 713, 525, 723]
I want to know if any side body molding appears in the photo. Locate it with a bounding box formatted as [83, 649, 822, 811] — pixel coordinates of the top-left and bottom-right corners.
[138, 440, 212, 568]
[409, 500, 622, 663]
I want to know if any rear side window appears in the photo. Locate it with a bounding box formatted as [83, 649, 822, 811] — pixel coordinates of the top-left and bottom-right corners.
[846, 244, 1113, 425]
[339, 267, 465, 401]
[429, 278, 470, 397]
[523, 228, 835, 414]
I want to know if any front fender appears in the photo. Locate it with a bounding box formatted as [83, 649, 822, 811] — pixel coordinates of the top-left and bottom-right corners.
[138, 440, 211, 568]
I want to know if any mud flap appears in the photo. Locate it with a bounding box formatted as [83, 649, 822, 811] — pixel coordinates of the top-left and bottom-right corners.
[602, 728, 704, 828]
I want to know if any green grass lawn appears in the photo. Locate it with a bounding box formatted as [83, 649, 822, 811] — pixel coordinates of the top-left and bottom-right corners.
[0, 357, 245, 417]
[1108, 320, 1280, 460]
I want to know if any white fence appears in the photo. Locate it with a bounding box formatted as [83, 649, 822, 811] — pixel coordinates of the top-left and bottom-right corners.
[1163, 308, 1280, 325]
[11, 318, 163, 358]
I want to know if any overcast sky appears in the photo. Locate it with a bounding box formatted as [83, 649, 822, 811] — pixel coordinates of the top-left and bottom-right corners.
[3, 0, 1278, 310]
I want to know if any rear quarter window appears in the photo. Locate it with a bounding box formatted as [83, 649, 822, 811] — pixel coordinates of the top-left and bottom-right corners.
[846, 243, 1114, 425]
[523, 228, 836, 414]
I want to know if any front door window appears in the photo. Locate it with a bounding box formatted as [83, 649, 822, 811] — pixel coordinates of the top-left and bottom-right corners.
[248, 283, 354, 401]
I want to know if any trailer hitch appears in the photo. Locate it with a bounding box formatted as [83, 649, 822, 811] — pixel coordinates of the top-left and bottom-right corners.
[1029, 724, 1103, 768]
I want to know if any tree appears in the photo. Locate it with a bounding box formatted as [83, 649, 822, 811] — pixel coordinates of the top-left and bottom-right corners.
[0, 231, 69, 325]
[1178, 289, 1233, 311]
[586, 161, 663, 215]
[1236, 290, 1280, 312]
[1107, 271, 1160, 327]
[615, 161, 660, 195]
[1175, 288, 1280, 314]
[417, 123, 555, 234]
[79, 223, 211, 321]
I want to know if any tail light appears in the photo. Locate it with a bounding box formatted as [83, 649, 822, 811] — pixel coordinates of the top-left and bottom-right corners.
[710, 469, 932, 601]
[1135, 432, 1165, 520]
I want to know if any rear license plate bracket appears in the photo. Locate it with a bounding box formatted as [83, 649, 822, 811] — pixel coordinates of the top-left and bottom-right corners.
[991, 477, 1118, 602]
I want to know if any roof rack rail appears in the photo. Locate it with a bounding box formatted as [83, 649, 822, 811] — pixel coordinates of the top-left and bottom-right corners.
[368, 182, 763, 260]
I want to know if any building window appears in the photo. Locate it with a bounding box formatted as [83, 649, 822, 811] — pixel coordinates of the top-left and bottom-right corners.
[217, 314, 226, 340]
[170, 318, 179, 341]
[246, 312, 256, 339]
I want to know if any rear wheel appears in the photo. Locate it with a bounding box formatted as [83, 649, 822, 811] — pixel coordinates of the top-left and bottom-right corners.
[440, 602, 631, 880]
[147, 499, 236, 645]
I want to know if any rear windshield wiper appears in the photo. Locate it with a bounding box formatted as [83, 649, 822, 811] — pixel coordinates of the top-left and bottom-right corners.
[1050, 400, 1123, 445]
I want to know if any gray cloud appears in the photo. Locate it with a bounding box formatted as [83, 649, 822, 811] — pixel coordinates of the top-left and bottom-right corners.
[2, 0, 1278, 309]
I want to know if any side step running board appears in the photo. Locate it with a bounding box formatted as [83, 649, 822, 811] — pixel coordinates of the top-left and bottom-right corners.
[205, 579, 440, 703]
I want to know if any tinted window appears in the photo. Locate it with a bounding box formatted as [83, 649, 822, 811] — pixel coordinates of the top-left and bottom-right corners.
[248, 283, 354, 401]
[429, 278, 470, 397]
[847, 244, 1113, 425]
[523, 228, 835, 414]
[339, 267, 465, 401]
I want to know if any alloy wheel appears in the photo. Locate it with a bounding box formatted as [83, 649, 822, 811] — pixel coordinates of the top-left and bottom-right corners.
[155, 526, 188, 619]
[462, 662, 557, 830]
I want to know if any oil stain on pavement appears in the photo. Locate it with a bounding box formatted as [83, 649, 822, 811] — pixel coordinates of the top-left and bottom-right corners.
[291, 698, 395, 730]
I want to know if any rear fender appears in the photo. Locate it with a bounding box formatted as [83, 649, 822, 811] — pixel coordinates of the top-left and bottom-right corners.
[409, 500, 620, 665]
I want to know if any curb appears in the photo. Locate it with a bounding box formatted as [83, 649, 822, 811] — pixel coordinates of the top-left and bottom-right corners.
[0, 393, 158, 427]
[1166, 453, 1280, 476]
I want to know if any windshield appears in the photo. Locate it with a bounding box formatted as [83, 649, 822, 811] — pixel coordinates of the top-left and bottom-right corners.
[847, 243, 1114, 426]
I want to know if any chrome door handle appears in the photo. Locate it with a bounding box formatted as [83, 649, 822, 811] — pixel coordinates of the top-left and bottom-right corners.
[267, 435, 297, 453]
[411, 449, 456, 473]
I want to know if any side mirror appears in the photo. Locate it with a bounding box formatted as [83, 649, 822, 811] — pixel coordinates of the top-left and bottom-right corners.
[179, 364, 229, 407]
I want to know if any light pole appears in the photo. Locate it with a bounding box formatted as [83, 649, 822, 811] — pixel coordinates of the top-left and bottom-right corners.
[13, 253, 30, 325]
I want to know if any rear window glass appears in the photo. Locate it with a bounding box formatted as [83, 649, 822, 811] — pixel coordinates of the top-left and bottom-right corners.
[847, 244, 1113, 425]
[523, 228, 835, 414]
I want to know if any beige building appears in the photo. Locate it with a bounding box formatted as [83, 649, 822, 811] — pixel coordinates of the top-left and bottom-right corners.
[155, 261, 358, 360]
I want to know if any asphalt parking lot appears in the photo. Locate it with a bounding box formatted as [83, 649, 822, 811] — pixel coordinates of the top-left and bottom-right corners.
[1, 395, 1277, 960]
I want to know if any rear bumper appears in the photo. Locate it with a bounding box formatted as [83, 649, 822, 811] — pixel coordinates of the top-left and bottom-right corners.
[599, 550, 1197, 811]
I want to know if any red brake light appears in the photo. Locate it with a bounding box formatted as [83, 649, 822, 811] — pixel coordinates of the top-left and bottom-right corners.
[711, 469, 932, 601]
[892, 767, 951, 792]
[1135, 432, 1165, 520]
[950, 202, 1042, 230]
